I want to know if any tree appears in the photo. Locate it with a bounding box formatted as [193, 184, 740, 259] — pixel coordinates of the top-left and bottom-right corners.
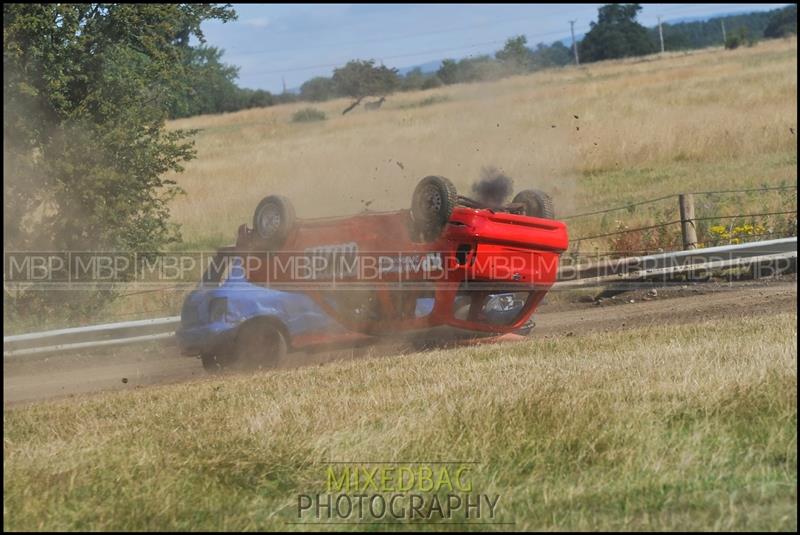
[246, 89, 273, 109]
[495, 35, 532, 71]
[300, 76, 336, 102]
[725, 27, 755, 50]
[530, 41, 573, 69]
[332, 60, 398, 99]
[273, 92, 299, 105]
[332, 60, 398, 113]
[764, 5, 797, 38]
[4, 3, 235, 317]
[421, 76, 443, 90]
[644, 10, 777, 51]
[437, 59, 459, 85]
[579, 4, 655, 63]
[400, 67, 426, 91]
[169, 45, 242, 118]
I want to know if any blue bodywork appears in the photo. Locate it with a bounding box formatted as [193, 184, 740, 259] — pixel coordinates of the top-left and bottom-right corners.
[176, 267, 345, 356]
[178, 261, 527, 357]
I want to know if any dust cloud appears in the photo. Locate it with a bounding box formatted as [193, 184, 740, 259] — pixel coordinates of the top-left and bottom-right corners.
[471, 166, 515, 207]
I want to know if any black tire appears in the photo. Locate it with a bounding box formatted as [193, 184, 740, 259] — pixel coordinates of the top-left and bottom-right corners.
[253, 195, 296, 247]
[411, 175, 458, 241]
[232, 320, 287, 371]
[512, 189, 555, 219]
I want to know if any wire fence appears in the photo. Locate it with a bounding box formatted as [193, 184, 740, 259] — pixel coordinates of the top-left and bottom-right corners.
[566, 182, 797, 247]
[562, 184, 798, 221]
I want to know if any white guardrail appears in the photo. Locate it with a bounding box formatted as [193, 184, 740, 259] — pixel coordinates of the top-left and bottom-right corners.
[4, 237, 796, 358]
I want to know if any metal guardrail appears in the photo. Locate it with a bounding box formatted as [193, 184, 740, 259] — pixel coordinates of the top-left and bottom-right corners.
[559, 237, 798, 280]
[4, 316, 181, 358]
[4, 237, 796, 358]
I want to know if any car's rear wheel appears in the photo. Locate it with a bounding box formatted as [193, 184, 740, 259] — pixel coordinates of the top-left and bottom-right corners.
[232, 320, 287, 371]
[512, 189, 554, 219]
[411, 175, 458, 241]
[253, 195, 296, 247]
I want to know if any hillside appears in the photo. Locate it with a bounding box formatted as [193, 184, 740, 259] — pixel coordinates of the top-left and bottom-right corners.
[167, 38, 797, 249]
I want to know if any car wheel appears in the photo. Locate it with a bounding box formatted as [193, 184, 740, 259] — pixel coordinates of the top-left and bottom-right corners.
[232, 320, 287, 371]
[411, 175, 458, 241]
[512, 189, 554, 219]
[253, 195, 296, 247]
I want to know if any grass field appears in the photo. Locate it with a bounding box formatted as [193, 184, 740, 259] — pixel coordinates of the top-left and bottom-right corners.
[167, 39, 797, 248]
[7, 39, 795, 332]
[4, 313, 796, 531]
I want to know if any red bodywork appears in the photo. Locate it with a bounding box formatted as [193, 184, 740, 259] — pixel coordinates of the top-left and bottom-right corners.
[231, 207, 568, 336]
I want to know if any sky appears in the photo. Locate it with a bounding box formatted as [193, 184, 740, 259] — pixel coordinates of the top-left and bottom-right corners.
[198, 3, 790, 93]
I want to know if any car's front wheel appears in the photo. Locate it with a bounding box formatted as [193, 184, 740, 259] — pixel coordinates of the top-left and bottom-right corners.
[231, 320, 288, 371]
[411, 175, 458, 241]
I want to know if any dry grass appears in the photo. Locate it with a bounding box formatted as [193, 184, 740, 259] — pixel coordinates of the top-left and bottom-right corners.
[4, 41, 796, 333]
[167, 39, 797, 246]
[4, 313, 796, 530]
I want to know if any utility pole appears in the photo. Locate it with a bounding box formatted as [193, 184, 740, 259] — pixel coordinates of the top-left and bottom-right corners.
[282, 76, 287, 94]
[569, 20, 579, 66]
[721, 20, 727, 44]
[658, 15, 665, 53]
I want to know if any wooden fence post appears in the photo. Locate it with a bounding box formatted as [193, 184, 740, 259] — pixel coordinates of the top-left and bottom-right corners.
[679, 193, 698, 250]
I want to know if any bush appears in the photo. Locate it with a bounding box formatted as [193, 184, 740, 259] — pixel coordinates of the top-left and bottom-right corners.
[291, 107, 327, 123]
[725, 34, 742, 50]
[725, 28, 755, 50]
[421, 76, 444, 90]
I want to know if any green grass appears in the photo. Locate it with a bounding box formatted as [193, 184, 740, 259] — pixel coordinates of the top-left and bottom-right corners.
[4, 313, 796, 531]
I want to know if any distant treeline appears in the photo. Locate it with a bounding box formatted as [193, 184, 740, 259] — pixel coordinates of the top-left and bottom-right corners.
[171, 4, 797, 119]
[650, 5, 796, 51]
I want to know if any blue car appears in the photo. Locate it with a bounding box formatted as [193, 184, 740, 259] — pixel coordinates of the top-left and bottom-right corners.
[177, 258, 363, 371]
[178, 257, 535, 373]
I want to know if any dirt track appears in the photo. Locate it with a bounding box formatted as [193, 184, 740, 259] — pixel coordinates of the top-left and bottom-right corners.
[4, 279, 796, 406]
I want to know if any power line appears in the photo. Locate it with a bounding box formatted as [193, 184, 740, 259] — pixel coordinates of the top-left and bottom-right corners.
[655, 3, 786, 17]
[227, 5, 599, 58]
[243, 24, 592, 78]
[236, 3, 782, 83]
[232, 3, 780, 61]
[243, 40, 506, 76]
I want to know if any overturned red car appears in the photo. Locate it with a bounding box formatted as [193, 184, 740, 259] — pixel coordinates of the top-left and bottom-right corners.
[179, 175, 568, 371]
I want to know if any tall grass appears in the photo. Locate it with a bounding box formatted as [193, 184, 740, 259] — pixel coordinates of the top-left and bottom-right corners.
[4, 313, 797, 530]
[9, 40, 794, 330]
[167, 39, 796, 245]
